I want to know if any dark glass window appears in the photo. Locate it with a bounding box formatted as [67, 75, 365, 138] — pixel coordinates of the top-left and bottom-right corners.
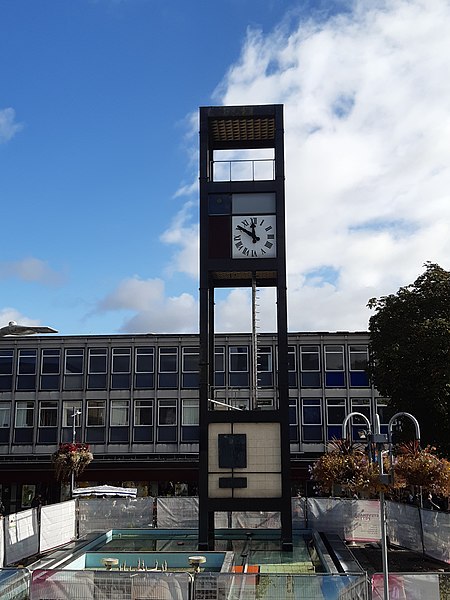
[289, 399, 298, 442]
[0, 403, 11, 427]
[110, 400, 130, 442]
[88, 348, 108, 389]
[214, 346, 225, 387]
[111, 348, 131, 389]
[64, 348, 84, 390]
[325, 345, 345, 387]
[229, 346, 249, 387]
[87, 400, 106, 426]
[17, 349, 37, 390]
[326, 398, 346, 439]
[300, 346, 321, 387]
[15, 401, 34, 427]
[135, 347, 155, 388]
[288, 346, 297, 388]
[40, 349, 61, 390]
[39, 401, 58, 427]
[158, 347, 178, 388]
[157, 399, 177, 442]
[257, 346, 273, 387]
[182, 347, 199, 388]
[135, 399, 153, 426]
[350, 398, 371, 439]
[0, 350, 13, 391]
[349, 345, 369, 387]
[301, 398, 323, 442]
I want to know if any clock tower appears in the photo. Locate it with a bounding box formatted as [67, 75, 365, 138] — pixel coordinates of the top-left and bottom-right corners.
[198, 104, 292, 550]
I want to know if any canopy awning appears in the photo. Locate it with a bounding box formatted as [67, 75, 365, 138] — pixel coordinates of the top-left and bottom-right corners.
[72, 485, 137, 498]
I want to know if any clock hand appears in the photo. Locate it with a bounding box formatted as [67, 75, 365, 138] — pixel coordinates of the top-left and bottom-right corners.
[249, 222, 260, 243]
[236, 225, 255, 237]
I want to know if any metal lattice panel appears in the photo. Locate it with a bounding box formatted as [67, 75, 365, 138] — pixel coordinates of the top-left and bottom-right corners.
[210, 117, 275, 143]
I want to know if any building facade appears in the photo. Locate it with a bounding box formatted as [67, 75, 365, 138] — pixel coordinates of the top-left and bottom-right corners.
[0, 331, 388, 513]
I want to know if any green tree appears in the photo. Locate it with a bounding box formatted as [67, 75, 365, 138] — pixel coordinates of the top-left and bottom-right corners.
[367, 263, 450, 456]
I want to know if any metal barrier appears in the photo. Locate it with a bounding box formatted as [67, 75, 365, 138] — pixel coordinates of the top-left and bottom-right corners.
[30, 569, 190, 600]
[78, 497, 154, 536]
[372, 572, 450, 600]
[0, 568, 30, 600]
[194, 572, 369, 600]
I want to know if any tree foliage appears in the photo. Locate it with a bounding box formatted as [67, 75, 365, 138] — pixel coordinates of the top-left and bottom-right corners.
[367, 263, 450, 456]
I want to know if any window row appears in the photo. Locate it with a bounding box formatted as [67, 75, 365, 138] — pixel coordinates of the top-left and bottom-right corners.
[0, 344, 370, 392]
[0, 396, 389, 446]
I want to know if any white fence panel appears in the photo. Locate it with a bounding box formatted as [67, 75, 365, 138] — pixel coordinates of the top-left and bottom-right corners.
[40, 500, 76, 553]
[30, 569, 190, 600]
[372, 573, 440, 600]
[307, 498, 381, 542]
[421, 508, 450, 564]
[78, 497, 154, 536]
[292, 497, 307, 529]
[231, 511, 281, 529]
[5, 508, 39, 565]
[156, 497, 227, 528]
[386, 501, 423, 550]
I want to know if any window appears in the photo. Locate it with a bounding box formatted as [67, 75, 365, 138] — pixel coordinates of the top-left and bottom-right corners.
[0, 350, 13, 391]
[64, 348, 84, 390]
[301, 398, 323, 442]
[88, 348, 108, 389]
[158, 347, 178, 388]
[182, 347, 199, 388]
[38, 401, 58, 443]
[86, 400, 106, 443]
[40, 349, 61, 390]
[14, 401, 34, 443]
[288, 346, 297, 387]
[214, 346, 225, 387]
[349, 345, 369, 387]
[87, 400, 106, 426]
[17, 349, 37, 390]
[157, 399, 177, 442]
[0, 403, 11, 443]
[39, 401, 58, 427]
[325, 345, 345, 387]
[111, 348, 131, 389]
[135, 347, 155, 388]
[377, 398, 395, 434]
[158, 399, 177, 425]
[289, 399, 299, 442]
[326, 398, 347, 439]
[182, 399, 199, 425]
[300, 346, 321, 387]
[135, 400, 153, 426]
[0, 403, 11, 427]
[110, 399, 129, 442]
[229, 346, 249, 387]
[350, 398, 372, 440]
[62, 401, 82, 427]
[15, 401, 34, 427]
[181, 399, 199, 442]
[110, 400, 129, 426]
[257, 346, 273, 387]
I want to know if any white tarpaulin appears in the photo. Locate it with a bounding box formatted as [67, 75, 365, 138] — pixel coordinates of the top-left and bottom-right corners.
[72, 485, 137, 497]
[231, 511, 281, 529]
[78, 497, 153, 536]
[0, 516, 4, 567]
[5, 508, 39, 566]
[156, 497, 228, 528]
[40, 500, 76, 553]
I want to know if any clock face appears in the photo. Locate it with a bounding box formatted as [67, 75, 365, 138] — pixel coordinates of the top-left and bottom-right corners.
[232, 215, 277, 258]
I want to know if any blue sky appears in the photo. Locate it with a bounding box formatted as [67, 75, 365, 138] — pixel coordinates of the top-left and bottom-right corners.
[1, 0, 449, 335]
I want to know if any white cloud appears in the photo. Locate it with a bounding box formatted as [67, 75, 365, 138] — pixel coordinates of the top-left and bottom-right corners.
[210, 0, 450, 331]
[0, 108, 23, 143]
[0, 308, 41, 327]
[96, 276, 198, 333]
[160, 201, 199, 279]
[0, 257, 65, 286]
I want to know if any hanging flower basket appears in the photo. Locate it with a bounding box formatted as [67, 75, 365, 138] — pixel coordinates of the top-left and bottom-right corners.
[52, 442, 93, 482]
[393, 442, 450, 495]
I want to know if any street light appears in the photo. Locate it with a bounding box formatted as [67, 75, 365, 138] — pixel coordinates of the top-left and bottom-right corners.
[0, 320, 58, 336]
[70, 408, 82, 498]
[342, 410, 421, 600]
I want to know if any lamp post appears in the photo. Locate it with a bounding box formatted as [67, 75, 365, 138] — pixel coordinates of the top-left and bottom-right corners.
[342, 410, 421, 600]
[70, 408, 82, 498]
